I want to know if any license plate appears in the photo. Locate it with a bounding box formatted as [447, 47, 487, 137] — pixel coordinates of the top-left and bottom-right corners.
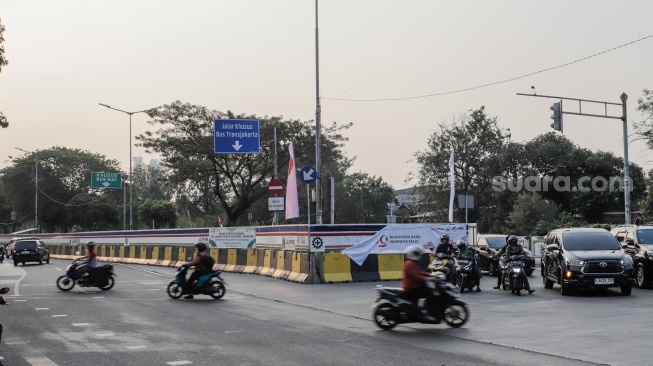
[595, 278, 614, 285]
[22, 251, 30, 254]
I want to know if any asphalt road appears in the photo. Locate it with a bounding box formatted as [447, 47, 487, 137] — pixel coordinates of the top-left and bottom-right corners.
[0, 259, 649, 366]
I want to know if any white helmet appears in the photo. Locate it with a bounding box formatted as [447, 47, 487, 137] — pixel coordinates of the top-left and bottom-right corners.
[404, 245, 424, 261]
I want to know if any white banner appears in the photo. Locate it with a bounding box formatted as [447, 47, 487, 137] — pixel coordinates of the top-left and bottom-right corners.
[208, 227, 256, 248]
[342, 224, 467, 266]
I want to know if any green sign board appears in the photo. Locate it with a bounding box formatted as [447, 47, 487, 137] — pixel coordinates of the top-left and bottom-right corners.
[91, 172, 122, 189]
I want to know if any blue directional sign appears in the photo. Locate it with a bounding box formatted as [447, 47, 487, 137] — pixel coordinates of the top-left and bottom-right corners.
[300, 166, 317, 184]
[214, 119, 260, 154]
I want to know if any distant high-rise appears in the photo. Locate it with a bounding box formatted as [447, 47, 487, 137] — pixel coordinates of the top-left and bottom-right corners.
[133, 156, 143, 167]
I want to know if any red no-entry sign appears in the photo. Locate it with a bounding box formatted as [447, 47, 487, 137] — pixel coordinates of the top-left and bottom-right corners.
[268, 178, 284, 196]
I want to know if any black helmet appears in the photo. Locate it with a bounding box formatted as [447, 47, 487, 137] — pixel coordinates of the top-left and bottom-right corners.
[194, 242, 207, 252]
[440, 234, 450, 243]
[85, 241, 96, 249]
[456, 240, 466, 251]
[508, 235, 518, 245]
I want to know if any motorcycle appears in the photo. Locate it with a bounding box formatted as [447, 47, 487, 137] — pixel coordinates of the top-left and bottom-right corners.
[167, 266, 226, 300]
[503, 255, 527, 296]
[456, 250, 479, 293]
[56, 258, 116, 291]
[1, 286, 10, 352]
[429, 252, 459, 286]
[371, 273, 470, 330]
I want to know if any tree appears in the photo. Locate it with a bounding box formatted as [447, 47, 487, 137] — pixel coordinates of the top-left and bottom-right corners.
[634, 88, 653, 148]
[2, 147, 123, 232]
[640, 169, 653, 222]
[67, 193, 121, 231]
[334, 173, 396, 224]
[414, 107, 510, 227]
[508, 193, 558, 235]
[137, 199, 178, 229]
[0, 18, 9, 128]
[138, 101, 353, 226]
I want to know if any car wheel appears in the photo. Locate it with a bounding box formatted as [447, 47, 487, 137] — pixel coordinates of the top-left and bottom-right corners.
[560, 283, 570, 296]
[621, 285, 632, 296]
[635, 263, 652, 289]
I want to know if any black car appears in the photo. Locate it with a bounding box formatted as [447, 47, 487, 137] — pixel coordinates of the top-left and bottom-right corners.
[12, 239, 50, 266]
[476, 234, 536, 276]
[611, 225, 653, 288]
[541, 228, 633, 296]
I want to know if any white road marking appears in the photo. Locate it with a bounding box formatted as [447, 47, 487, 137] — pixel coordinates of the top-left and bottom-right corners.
[14, 270, 26, 296]
[148, 288, 161, 291]
[35, 308, 49, 311]
[95, 332, 115, 337]
[72, 323, 90, 327]
[167, 361, 192, 365]
[24, 356, 59, 365]
[92, 296, 105, 299]
[55, 268, 61, 271]
[51, 314, 67, 317]
[14, 299, 26, 302]
[126, 345, 147, 350]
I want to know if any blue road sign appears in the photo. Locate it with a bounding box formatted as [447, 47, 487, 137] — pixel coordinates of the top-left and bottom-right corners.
[300, 166, 317, 184]
[214, 119, 260, 154]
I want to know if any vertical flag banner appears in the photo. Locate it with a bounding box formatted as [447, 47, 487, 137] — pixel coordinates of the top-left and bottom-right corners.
[448, 149, 455, 223]
[218, 214, 223, 227]
[285, 142, 300, 219]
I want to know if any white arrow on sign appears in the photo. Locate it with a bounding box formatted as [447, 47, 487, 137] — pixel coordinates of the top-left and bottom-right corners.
[232, 141, 242, 151]
[302, 168, 315, 181]
[102, 182, 111, 187]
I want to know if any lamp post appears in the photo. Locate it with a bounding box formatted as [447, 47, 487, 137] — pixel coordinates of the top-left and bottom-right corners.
[98, 103, 153, 230]
[15, 147, 38, 230]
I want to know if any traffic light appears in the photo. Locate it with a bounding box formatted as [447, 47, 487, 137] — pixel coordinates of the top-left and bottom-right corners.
[550, 101, 563, 132]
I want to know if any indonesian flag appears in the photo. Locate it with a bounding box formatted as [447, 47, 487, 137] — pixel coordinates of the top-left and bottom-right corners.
[218, 214, 223, 227]
[285, 142, 300, 219]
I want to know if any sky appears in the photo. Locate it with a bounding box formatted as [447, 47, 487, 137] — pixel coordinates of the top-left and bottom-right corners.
[1, 1, 652, 190]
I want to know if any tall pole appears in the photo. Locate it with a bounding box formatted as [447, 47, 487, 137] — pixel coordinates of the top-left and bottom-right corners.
[129, 113, 133, 230]
[35, 159, 38, 231]
[621, 93, 631, 225]
[99, 103, 154, 230]
[314, 0, 323, 225]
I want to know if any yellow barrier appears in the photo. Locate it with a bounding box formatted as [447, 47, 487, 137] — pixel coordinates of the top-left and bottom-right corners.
[323, 253, 352, 283]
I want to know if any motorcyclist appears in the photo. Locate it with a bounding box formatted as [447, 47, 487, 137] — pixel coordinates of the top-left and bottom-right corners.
[75, 241, 98, 282]
[456, 240, 481, 292]
[180, 242, 216, 299]
[402, 245, 438, 322]
[493, 235, 534, 294]
[435, 234, 457, 282]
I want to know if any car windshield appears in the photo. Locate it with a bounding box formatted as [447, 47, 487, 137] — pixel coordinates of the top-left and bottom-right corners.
[486, 237, 505, 249]
[636, 229, 653, 245]
[562, 232, 621, 251]
[14, 241, 37, 250]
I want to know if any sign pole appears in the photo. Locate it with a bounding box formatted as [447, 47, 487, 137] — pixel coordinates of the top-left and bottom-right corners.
[307, 184, 311, 226]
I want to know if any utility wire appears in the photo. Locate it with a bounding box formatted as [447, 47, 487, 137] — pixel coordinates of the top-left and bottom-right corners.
[323, 34, 653, 102]
[38, 187, 105, 207]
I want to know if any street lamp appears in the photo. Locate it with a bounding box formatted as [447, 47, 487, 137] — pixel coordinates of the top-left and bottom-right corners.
[620, 92, 630, 225]
[98, 103, 153, 230]
[15, 147, 38, 231]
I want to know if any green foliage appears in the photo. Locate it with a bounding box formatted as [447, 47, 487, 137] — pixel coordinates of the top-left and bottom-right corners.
[1, 147, 122, 232]
[137, 199, 178, 229]
[333, 173, 396, 224]
[591, 223, 612, 231]
[532, 212, 579, 236]
[508, 193, 558, 235]
[67, 194, 120, 231]
[635, 89, 653, 150]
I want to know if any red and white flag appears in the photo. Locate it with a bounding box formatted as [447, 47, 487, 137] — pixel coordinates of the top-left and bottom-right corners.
[285, 142, 300, 219]
[217, 214, 223, 227]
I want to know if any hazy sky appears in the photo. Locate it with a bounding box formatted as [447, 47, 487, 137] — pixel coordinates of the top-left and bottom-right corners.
[1, 1, 652, 190]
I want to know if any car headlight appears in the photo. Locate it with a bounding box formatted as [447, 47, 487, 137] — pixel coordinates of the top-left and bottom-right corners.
[567, 259, 585, 266]
[621, 257, 633, 266]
